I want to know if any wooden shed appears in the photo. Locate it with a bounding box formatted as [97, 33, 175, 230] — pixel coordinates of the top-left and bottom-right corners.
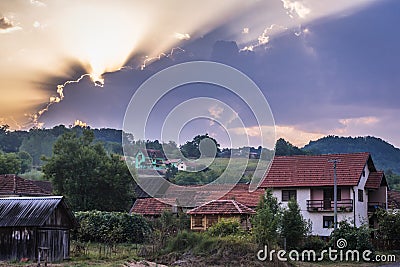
[0, 196, 77, 262]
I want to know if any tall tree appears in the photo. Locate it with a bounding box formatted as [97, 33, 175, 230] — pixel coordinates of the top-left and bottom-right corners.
[180, 134, 221, 159]
[42, 129, 135, 211]
[252, 189, 282, 246]
[281, 199, 309, 249]
[275, 138, 307, 156]
[0, 152, 21, 174]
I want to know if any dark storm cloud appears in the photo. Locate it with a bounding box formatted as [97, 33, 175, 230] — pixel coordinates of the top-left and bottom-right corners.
[41, 0, 400, 146]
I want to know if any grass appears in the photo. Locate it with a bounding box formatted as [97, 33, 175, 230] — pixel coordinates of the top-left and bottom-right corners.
[0, 242, 143, 267]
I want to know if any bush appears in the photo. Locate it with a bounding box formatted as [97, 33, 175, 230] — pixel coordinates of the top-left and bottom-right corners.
[207, 218, 243, 237]
[329, 220, 373, 252]
[164, 230, 203, 253]
[301, 236, 327, 251]
[74, 211, 151, 244]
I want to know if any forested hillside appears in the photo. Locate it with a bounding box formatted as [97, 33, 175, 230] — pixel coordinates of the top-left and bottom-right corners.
[303, 136, 400, 174]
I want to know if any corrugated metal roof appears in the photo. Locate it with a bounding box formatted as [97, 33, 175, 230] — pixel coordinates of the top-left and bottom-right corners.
[0, 196, 63, 227]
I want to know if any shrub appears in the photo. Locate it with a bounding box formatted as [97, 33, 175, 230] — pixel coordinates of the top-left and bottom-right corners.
[207, 218, 243, 237]
[329, 220, 373, 252]
[74, 211, 151, 244]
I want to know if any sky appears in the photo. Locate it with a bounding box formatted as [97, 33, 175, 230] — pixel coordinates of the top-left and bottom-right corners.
[1, 0, 399, 148]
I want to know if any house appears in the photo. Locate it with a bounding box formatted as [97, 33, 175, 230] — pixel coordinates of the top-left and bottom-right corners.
[130, 183, 265, 217]
[177, 161, 199, 171]
[0, 196, 77, 262]
[259, 152, 388, 237]
[388, 190, 400, 212]
[130, 198, 180, 217]
[135, 149, 166, 170]
[0, 174, 52, 197]
[187, 199, 255, 231]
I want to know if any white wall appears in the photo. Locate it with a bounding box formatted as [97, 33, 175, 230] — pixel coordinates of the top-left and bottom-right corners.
[273, 187, 357, 236]
[353, 164, 369, 227]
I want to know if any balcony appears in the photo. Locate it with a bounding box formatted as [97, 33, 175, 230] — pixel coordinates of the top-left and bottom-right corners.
[368, 202, 386, 212]
[306, 199, 353, 212]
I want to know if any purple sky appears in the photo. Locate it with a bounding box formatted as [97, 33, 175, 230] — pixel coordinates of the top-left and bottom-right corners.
[1, 0, 399, 148]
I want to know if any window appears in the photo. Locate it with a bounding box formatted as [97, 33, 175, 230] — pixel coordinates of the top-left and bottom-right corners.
[362, 170, 365, 177]
[323, 216, 334, 228]
[282, 190, 297, 201]
[193, 216, 203, 227]
[358, 189, 364, 202]
[206, 215, 219, 228]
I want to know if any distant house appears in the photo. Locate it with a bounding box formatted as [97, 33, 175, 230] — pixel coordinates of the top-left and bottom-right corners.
[259, 152, 388, 237]
[388, 190, 400, 212]
[0, 196, 77, 262]
[135, 149, 166, 170]
[130, 198, 180, 217]
[177, 161, 201, 171]
[187, 200, 255, 231]
[0, 174, 52, 197]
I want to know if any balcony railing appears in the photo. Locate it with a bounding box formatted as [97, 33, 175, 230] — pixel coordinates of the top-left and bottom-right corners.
[306, 199, 353, 212]
[368, 202, 386, 212]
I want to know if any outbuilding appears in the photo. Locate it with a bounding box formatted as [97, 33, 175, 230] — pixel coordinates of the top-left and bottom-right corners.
[0, 196, 76, 262]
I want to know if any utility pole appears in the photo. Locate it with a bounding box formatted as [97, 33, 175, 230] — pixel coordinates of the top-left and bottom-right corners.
[328, 159, 341, 231]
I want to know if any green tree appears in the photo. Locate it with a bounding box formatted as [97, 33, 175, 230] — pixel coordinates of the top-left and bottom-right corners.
[376, 209, 400, 241]
[330, 220, 373, 251]
[20, 128, 56, 166]
[42, 129, 135, 211]
[275, 138, 307, 156]
[18, 151, 33, 173]
[251, 189, 282, 247]
[165, 165, 178, 180]
[281, 199, 309, 249]
[180, 134, 221, 159]
[0, 152, 21, 174]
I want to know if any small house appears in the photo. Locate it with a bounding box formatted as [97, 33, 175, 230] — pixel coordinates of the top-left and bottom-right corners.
[0, 196, 77, 262]
[135, 149, 166, 170]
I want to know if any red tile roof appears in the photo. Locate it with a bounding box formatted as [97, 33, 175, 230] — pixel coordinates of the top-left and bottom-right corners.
[260, 153, 372, 188]
[0, 174, 52, 196]
[130, 198, 175, 216]
[187, 200, 255, 215]
[218, 184, 264, 207]
[365, 171, 385, 189]
[388, 190, 400, 210]
[163, 183, 265, 208]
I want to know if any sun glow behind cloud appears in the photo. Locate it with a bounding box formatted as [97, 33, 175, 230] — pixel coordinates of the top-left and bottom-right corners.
[0, 0, 247, 128]
[0, 0, 378, 130]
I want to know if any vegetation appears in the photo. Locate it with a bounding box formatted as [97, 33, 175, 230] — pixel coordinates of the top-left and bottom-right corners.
[180, 133, 221, 159]
[275, 138, 307, 156]
[251, 189, 282, 247]
[42, 129, 135, 211]
[0, 152, 21, 174]
[376, 209, 400, 241]
[281, 199, 310, 250]
[329, 220, 373, 252]
[74, 211, 151, 244]
[207, 218, 243, 237]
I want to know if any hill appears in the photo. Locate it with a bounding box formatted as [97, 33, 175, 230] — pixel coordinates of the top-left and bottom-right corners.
[303, 136, 400, 174]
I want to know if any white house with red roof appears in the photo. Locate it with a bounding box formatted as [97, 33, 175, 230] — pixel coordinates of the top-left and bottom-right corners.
[259, 152, 388, 237]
